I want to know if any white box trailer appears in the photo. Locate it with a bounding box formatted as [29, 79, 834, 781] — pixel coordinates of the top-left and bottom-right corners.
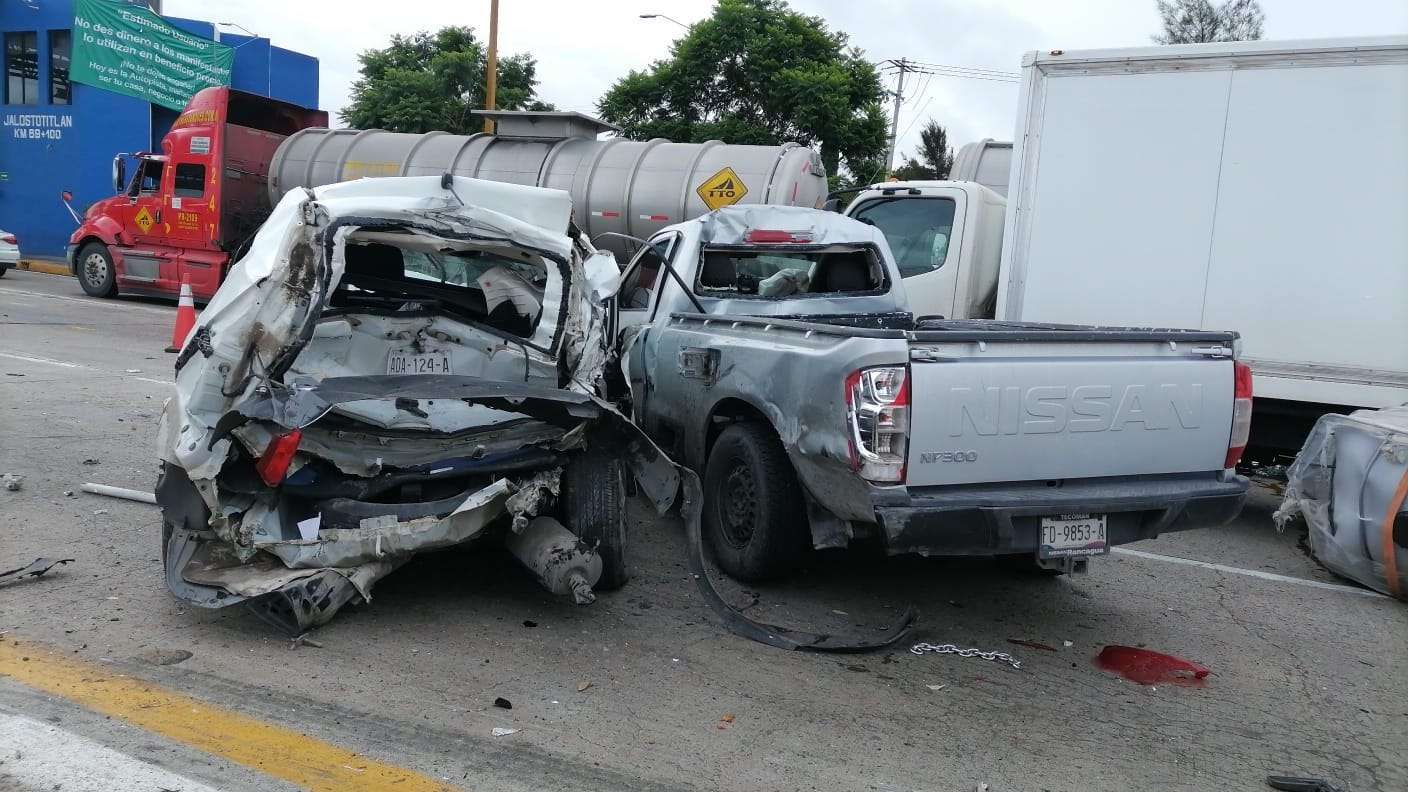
[995, 36, 1408, 447]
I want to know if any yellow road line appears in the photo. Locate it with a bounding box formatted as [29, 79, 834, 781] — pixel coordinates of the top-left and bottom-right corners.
[0, 639, 459, 792]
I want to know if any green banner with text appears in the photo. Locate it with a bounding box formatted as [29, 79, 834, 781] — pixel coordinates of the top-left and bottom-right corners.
[70, 0, 233, 111]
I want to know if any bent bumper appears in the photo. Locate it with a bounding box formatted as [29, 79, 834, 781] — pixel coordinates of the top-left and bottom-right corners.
[873, 472, 1248, 556]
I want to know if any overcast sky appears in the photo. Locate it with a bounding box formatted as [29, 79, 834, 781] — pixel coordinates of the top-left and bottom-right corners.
[166, 0, 1408, 163]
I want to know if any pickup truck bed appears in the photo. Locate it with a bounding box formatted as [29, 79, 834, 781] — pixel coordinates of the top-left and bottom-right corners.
[648, 312, 1245, 554]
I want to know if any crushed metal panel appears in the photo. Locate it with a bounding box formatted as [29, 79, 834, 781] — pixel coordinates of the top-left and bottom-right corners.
[1275, 405, 1408, 599]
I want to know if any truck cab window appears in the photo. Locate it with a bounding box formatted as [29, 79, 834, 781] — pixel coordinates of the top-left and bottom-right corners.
[619, 236, 675, 310]
[174, 164, 206, 198]
[697, 245, 886, 297]
[849, 197, 956, 278]
[129, 160, 164, 195]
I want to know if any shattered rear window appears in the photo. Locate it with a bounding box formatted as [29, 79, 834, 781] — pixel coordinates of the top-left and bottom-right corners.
[334, 238, 548, 339]
[695, 244, 889, 299]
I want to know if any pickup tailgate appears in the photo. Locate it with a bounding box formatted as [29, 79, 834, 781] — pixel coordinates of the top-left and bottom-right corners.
[905, 326, 1237, 487]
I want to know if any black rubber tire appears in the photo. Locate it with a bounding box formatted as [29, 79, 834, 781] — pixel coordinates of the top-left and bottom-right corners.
[702, 422, 809, 582]
[76, 242, 117, 297]
[0, 267, 7, 278]
[560, 449, 629, 590]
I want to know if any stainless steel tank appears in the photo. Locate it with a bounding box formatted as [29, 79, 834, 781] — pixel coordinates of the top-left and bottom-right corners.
[268, 110, 828, 256]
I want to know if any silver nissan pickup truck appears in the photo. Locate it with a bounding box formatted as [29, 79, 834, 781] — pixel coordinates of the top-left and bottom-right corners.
[614, 205, 1251, 581]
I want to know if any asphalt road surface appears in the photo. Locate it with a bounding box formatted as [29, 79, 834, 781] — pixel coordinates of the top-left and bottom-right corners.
[2, 270, 1405, 792]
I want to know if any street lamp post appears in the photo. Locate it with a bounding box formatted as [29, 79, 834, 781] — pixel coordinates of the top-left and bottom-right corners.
[638, 13, 689, 30]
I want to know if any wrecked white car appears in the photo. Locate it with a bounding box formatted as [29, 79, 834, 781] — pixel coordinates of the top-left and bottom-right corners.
[156, 175, 686, 633]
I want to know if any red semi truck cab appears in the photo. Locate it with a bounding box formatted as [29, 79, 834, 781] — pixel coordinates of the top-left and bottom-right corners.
[68, 87, 326, 301]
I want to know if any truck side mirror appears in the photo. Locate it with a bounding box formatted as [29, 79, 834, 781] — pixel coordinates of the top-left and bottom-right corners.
[821, 197, 842, 213]
[112, 156, 126, 194]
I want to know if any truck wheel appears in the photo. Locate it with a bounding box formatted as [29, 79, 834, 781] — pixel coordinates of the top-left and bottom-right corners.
[560, 449, 628, 590]
[703, 422, 808, 582]
[77, 242, 117, 298]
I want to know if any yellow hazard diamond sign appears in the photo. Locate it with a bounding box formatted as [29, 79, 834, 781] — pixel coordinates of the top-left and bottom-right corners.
[134, 206, 155, 234]
[696, 167, 748, 211]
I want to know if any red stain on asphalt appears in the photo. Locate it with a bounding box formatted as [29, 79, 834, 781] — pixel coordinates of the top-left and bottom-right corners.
[1096, 645, 1210, 686]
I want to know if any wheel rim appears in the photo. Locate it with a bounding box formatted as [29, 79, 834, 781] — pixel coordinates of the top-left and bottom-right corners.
[718, 459, 758, 549]
[82, 252, 108, 288]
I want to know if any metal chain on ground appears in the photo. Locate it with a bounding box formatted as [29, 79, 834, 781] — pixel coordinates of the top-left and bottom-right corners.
[909, 641, 1022, 670]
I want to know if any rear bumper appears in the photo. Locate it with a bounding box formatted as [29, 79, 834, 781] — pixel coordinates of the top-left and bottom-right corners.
[872, 472, 1247, 556]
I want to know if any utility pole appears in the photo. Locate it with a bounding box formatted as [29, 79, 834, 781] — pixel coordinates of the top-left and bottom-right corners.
[883, 58, 915, 175]
[482, 0, 499, 134]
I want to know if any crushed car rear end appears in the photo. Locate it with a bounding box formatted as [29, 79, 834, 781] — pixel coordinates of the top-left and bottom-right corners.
[156, 175, 682, 633]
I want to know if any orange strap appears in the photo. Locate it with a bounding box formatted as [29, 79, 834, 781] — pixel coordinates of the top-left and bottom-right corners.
[1383, 467, 1408, 599]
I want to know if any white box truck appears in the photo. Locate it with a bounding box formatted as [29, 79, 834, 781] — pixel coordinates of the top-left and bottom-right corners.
[843, 36, 1408, 453]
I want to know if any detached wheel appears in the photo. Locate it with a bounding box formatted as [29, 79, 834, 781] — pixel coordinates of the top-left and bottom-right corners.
[560, 449, 628, 590]
[77, 242, 117, 297]
[703, 422, 808, 582]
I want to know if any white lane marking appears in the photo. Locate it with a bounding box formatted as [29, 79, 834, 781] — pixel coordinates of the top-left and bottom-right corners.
[0, 714, 223, 792]
[0, 286, 171, 315]
[0, 350, 170, 386]
[1112, 547, 1386, 598]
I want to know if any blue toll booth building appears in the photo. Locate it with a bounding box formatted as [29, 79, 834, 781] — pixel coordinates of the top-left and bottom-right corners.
[0, 0, 318, 259]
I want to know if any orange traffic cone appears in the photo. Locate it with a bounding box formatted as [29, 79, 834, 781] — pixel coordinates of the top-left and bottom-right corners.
[165, 279, 198, 353]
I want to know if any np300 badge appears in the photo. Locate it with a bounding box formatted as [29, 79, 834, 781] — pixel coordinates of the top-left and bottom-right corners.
[919, 450, 979, 464]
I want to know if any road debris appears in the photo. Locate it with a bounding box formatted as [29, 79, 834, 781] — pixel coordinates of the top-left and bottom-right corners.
[1096, 645, 1209, 686]
[522, 620, 538, 629]
[1007, 638, 1058, 652]
[925, 684, 947, 691]
[577, 680, 592, 692]
[3, 473, 22, 491]
[137, 648, 193, 666]
[493, 697, 512, 710]
[717, 713, 735, 730]
[490, 727, 519, 737]
[910, 642, 1022, 670]
[1063, 640, 1074, 648]
[81, 458, 100, 466]
[0, 557, 74, 586]
[81, 483, 157, 504]
[1266, 775, 1344, 792]
[289, 633, 324, 650]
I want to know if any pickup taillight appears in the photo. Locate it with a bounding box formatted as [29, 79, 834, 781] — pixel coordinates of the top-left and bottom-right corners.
[255, 428, 303, 487]
[1, 234, 15, 245]
[845, 365, 910, 483]
[1225, 361, 1253, 469]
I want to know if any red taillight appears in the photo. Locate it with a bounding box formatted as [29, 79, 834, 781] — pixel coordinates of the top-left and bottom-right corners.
[255, 428, 303, 486]
[1225, 361, 1253, 469]
[845, 366, 910, 483]
[745, 229, 813, 244]
[1, 234, 15, 244]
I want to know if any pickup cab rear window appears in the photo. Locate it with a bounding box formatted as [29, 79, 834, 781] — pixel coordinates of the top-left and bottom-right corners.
[849, 196, 955, 278]
[695, 245, 888, 298]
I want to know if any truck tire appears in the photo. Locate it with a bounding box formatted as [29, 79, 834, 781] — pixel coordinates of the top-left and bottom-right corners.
[560, 449, 628, 590]
[77, 242, 117, 298]
[703, 422, 809, 582]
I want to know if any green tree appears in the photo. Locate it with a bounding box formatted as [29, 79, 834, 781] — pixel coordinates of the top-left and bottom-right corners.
[597, 0, 888, 183]
[1153, 0, 1265, 44]
[341, 26, 551, 133]
[892, 121, 954, 180]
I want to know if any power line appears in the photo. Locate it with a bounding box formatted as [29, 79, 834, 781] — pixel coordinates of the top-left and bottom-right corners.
[907, 60, 1022, 79]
